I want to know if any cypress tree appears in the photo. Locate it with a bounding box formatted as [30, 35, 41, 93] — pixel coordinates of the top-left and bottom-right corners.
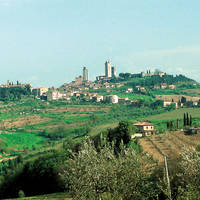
[190, 115, 192, 127]
[170, 121, 173, 129]
[184, 113, 186, 126]
[167, 121, 169, 129]
[186, 112, 189, 126]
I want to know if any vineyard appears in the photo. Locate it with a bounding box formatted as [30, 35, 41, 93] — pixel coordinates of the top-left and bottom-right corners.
[140, 131, 200, 163]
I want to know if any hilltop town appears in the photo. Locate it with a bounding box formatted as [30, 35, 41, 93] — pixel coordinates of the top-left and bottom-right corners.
[0, 60, 200, 199]
[1, 60, 199, 108]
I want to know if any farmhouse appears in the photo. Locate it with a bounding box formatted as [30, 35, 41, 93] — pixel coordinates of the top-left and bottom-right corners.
[105, 95, 119, 104]
[125, 88, 133, 93]
[92, 95, 104, 102]
[47, 91, 69, 100]
[160, 83, 167, 89]
[32, 88, 49, 97]
[163, 101, 178, 109]
[168, 84, 176, 89]
[133, 122, 154, 136]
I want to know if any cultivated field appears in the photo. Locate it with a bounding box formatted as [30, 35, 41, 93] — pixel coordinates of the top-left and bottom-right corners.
[183, 89, 200, 97]
[0, 100, 112, 160]
[140, 130, 200, 163]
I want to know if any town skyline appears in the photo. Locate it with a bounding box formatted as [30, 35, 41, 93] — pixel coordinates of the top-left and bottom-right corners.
[0, 61, 198, 88]
[1, 0, 200, 87]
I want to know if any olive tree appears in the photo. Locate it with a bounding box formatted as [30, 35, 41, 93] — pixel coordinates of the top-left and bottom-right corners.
[176, 147, 200, 199]
[61, 140, 155, 200]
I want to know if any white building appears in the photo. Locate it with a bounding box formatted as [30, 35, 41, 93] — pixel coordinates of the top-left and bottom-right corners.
[50, 91, 67, 100]
[32, 88, 49, 97]
[126, 88, 133, 93]
[133, 122, 154, 136]
[105, 95, 118, 104]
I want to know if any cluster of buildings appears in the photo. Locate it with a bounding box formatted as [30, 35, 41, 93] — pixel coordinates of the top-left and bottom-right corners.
[40, 90, 135, 104]
[0, 80, 32, 88]
[155, 95, 200, 109]
[60, 60, 121, 92]
[96, 60, 116, 81]
[153, 83, 176, 90]
[141, 70, 166, 78]
[3, 61, 199, 110]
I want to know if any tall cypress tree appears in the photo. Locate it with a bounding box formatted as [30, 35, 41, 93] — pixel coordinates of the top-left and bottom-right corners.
[186, 112, 189, 126]
[167, 121, 169, 129]
[184, 113, 186, 126]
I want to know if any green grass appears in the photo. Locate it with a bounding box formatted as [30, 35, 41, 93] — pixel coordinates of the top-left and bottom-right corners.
[5, 192, 70, 200]
[0, 132, 47, 150]
[145, 107, 200, 121]
[89, 122, 118, 136]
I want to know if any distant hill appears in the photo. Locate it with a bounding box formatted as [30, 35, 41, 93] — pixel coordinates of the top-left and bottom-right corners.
[117, 73, 197, 88]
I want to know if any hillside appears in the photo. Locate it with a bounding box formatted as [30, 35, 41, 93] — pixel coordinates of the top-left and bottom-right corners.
[140, 130, 200, 163]
[0, 73, 200, 199]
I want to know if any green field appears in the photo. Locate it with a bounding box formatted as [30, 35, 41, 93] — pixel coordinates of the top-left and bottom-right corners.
[0, 132, 47, 150]
[145, 107, 200, 121]
[5, 192, 70, 200]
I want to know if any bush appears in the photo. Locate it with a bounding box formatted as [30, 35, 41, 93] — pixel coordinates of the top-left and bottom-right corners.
[18, 190, 25, 198]
[196, 144, 200, 152]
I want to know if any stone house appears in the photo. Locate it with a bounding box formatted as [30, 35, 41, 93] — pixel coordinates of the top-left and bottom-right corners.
[133, 122, 154, 136]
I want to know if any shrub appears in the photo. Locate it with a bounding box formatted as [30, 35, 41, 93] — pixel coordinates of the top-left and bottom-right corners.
[18, 190, 25, 198]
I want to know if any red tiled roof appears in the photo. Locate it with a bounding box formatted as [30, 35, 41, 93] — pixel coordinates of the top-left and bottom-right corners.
[133, 122, 153, 126]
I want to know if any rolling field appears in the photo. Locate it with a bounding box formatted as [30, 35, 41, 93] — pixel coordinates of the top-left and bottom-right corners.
[140, 130, 200, 163]
[0, 101, 112, 159]
[145, 107, 200, 121]
[183, 89, 200, 97]
[0, 132, 46, 150]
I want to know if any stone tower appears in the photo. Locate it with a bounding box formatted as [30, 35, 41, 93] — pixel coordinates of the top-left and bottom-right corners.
[83, 67, 88, 81]
[111, 66, 116, 77]
[105, 60, 111, 78]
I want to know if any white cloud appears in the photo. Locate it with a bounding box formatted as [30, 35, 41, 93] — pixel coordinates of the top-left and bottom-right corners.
[0, 0, 32, 7]
[0, 0, 10, 6]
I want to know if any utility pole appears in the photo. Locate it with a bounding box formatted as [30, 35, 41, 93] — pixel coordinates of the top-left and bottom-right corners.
[164, 155, 172, 199]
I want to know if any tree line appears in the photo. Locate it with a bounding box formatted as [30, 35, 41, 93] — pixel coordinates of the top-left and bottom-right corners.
[0, 86, 31, 101]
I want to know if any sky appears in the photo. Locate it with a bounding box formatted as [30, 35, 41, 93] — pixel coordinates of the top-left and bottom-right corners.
[0, 0, 200, 87]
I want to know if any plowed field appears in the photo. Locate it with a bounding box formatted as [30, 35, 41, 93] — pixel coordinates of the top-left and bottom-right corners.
[140, 131, 200, 163]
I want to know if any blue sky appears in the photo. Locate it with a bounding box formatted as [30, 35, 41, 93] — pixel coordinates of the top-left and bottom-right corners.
[0, 0, 200, 87]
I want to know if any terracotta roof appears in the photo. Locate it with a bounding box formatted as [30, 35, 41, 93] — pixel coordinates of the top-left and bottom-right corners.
[133, 122, 153, 126]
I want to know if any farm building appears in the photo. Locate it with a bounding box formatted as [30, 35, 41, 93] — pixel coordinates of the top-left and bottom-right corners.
[133, 122, 154, 136]
[32, 87, 48, 97]
[105, 95, 119, 104]
[163, 101, 178, 109]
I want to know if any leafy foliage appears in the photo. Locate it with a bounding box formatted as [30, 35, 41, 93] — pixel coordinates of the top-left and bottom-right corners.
[0, 86, 31, 101]
[62, 140, 155, 200]
[107, 121, 132, 151]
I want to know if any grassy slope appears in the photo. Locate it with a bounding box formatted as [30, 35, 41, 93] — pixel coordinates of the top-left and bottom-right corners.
[145, 107, 200, 121]
[5, 192, 70, 200]
[0, 132, 46, 150]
